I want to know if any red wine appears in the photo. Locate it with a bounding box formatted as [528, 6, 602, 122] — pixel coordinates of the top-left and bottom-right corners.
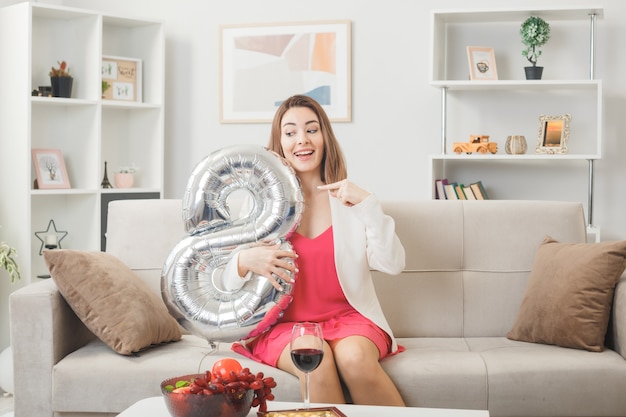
[291, 348, 323, 372]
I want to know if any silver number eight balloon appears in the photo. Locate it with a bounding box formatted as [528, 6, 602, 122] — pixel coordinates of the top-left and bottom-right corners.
[161, 145, 304, 344]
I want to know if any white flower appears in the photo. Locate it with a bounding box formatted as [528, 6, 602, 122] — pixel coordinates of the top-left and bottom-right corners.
[116, 164, 138, 174]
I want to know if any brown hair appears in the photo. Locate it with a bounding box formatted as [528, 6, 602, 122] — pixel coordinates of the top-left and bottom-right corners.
[268, 95, 347, 184]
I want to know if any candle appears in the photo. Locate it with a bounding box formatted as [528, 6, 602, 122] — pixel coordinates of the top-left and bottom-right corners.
[45, 234, 58, 249]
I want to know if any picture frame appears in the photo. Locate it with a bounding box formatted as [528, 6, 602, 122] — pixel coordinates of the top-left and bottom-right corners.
[466, 46, 498, 81]
[536, 114, 572, 154]
[220, 20, 351, 123]
[101, 56, 142, 102]
[32, 148, 71, 189]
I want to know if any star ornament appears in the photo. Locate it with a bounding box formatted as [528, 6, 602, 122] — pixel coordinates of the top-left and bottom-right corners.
[35, 219, 68, 255]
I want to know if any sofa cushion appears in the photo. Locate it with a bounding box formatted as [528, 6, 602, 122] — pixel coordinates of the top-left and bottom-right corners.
[507, 237, 626, 352]
[44, 249, 182, 355]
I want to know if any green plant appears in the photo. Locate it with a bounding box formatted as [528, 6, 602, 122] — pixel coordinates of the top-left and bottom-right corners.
[520, 16, 551, 67]
[0, 239, 20, 284]
[49, 60, 71, 77]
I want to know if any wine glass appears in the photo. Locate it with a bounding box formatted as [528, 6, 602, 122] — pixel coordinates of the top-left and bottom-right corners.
[290, 322, 324, 409]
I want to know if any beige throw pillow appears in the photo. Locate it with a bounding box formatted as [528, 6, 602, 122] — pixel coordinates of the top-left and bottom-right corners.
[507, 237, 626, 352]
[44, 250, 181, 355]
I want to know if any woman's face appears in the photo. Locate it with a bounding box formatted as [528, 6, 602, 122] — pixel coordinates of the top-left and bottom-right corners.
[280, 106, 325, 178]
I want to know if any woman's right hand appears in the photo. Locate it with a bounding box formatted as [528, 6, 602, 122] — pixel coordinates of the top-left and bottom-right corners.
[237, 242, 298, 291]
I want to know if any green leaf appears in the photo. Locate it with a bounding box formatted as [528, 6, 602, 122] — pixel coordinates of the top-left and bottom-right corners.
[175, 380, 190, 388]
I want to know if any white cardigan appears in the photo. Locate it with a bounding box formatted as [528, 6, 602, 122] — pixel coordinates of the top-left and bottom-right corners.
[328, 193, 405, 352]
[224, 193, 406, 352]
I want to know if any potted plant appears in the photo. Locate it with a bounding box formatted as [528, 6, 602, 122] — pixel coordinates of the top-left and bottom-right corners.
[49, 60, 73, 98]
[102, 81, 111, 99]
[114, 165, 138, 188]
[520, 16, 551, 80]
[0, 228, 19, 396]
[0, 232, 20, 283]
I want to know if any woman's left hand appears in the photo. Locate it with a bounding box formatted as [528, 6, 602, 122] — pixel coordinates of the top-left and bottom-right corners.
[318, 179, 370, 207]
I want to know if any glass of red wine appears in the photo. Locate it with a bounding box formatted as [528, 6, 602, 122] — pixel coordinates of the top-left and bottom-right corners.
[290, 322, 324, 409]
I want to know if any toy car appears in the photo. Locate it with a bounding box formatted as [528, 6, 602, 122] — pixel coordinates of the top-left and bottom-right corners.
[453, 135, 498, 154]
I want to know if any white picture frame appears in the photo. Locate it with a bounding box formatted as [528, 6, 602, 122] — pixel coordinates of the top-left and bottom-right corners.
[220, 20, 351, 123]
[536, 114, 572, 155]
[101, 56, 142, 102]
[467, 46, 498, 81]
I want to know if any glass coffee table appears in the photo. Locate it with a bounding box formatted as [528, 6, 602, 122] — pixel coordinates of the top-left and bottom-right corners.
[117, 397, 489, 417]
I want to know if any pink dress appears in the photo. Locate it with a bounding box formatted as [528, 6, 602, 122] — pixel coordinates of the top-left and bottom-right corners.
[231, 226, 392, 367]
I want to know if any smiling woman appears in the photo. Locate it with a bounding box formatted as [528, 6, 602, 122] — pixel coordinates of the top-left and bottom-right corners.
[230, 95, 406, 407]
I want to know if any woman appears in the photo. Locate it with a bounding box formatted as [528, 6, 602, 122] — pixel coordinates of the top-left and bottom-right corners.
[231, 95, 405, 406]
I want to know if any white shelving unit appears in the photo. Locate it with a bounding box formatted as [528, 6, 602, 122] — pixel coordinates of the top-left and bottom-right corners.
[0, 2, 165, 282]
[429, 6, 603, 240]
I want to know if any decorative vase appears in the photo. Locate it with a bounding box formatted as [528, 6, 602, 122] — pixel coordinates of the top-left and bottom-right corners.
[114, 173, 134, 188]
[505, 135, 528, 155]
[50, 76, 73, 98]
[524, 66, 543, 80]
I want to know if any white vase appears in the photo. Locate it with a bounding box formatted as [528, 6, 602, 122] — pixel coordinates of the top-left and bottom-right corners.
[0, 346, 13, 395]
[505, 135, 528, 155]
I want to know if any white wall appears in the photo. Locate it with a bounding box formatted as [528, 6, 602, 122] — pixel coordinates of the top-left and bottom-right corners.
[0, 0, 623, 370]
[1, 0, 624, 238]
[0, 0, 623, 360]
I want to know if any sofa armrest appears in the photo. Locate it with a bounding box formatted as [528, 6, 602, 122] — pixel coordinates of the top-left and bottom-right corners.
[10, 279, 95, 417]
[609, 274, 626, 358]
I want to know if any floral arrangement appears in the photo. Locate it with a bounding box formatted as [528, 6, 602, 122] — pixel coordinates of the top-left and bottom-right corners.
[49, 60, 71, 78]
[0, 232, 20, 283]
[520, 16, 551, 67]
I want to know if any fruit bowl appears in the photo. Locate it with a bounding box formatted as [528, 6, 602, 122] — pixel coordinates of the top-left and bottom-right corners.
[161, 374, 254, 417]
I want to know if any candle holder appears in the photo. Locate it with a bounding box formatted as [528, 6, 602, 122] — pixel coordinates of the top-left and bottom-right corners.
[45, 234, 58, 250]
[35, 219, 68, 255]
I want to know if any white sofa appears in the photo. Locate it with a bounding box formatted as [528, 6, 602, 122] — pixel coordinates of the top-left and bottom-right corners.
[10, 199, 626, 417]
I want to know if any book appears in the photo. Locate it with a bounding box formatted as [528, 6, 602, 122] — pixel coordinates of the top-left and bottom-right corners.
[470, 181, 489, 200]
[455, 183, 466, 200]
[470, 183, 484, 200]
[435, 179, 448, 199]
[444, 182, 459, 200]
[462, 184, 476, 200]
[477, 181, 489, 199]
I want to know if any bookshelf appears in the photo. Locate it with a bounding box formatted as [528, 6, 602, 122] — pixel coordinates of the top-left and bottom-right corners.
[0, 2, 165, 283]
[429, 6, 603, 240]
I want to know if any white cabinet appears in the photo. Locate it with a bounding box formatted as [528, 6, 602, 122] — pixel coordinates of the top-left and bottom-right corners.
[429, 7, 603, 238]
[0, 2, 164, 282]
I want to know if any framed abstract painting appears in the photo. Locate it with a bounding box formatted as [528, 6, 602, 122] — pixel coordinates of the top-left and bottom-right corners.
[220, 20, 351, 123]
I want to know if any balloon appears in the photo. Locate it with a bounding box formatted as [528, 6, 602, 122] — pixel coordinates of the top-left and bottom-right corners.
[162, 145, 304, 344]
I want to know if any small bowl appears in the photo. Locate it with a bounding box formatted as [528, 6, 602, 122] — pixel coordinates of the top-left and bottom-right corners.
[161, 374, 254, 417]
